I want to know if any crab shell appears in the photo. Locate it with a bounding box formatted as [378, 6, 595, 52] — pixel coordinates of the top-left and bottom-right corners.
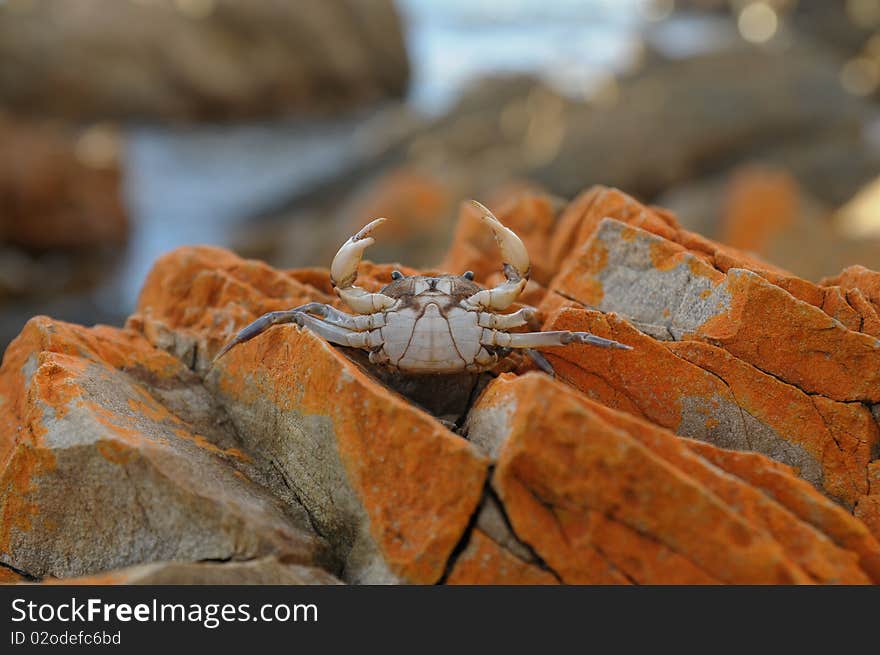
[366, 274, 509, 373]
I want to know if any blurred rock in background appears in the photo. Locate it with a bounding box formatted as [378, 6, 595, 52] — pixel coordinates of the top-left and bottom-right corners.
[0, 0, 411, 352]
[0, 0, 409, 121]
[0, 113, 128, 350]
[247, 34, 880, 277]
[0, 115, 126, 251]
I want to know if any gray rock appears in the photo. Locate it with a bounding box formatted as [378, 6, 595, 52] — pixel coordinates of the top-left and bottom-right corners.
[560, 218, 732, 338]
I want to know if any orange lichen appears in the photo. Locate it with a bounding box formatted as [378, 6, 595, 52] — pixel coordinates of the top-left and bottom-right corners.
[171, 429, 249, 462]
[578, 383, 872, 584]
[446, 530, 558, 585]
[136, 245, 337, 352]
[213, 323, 488, 584]
[697, 270, 880, 402]
[535, 307, 719, 430]
[487, 373, 817, 584]
[95, 440, 135, 466]
[685, 442, 880, 581]
[823, 265, 880, 313]
[667, 340, 877, 507]
[0, 443, 56, 554]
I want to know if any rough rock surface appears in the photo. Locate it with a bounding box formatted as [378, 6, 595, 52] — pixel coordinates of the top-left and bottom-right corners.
[135, 246, 487, 584]
[446, 530, 558, 585]
[209, 324, 487, 584]
[2, 183, 880, 584]
[0, 317, 330, 579]
[534, 307, 878, 508]
[0, 0, 409, 122]
[468, 373, 879, 583]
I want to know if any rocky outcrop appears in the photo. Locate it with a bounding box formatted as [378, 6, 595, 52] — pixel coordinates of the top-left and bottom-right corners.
[468, 373, 877, 584]
[0, 0, 409, 122]
[0, 317, 330, 580]
[2, 184, 880, 584]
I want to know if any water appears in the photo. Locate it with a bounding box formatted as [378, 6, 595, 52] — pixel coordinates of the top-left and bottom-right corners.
[114, 0, 651, 312]
[399, 0, 646, 112]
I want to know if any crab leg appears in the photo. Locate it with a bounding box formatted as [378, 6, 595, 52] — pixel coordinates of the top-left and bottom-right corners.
[480, 329, 633, 350]
[331, 218, 398, 314]
[294, 313, 384, 348]
[476, 307, 539, 330]
[524, 349, 556, 376]
[293, 302, 386, 330]
[213, 308, 382, 362]
[462, 201, 530, 312]
[213, 310, 302, 361]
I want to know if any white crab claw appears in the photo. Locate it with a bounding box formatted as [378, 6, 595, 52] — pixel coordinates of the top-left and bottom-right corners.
[470, 200, 530, 281]
[330, 217, 387, 288]
[330, 217, 397, 314]
[462, 201, 530, 311]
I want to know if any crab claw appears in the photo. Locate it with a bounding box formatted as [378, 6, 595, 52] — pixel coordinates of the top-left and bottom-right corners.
[330, 218, 398, 314]
[331, 217, 385, 288]
[471, 200, 530, 281]
[462, 200, 530, 311]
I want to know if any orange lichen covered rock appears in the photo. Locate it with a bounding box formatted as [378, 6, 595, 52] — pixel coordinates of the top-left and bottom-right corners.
[469, 373, 875, 584]
[856, 496, 880, 542]
[855, 462, 880, 542]
[0, 316, 328, 579]
[549, 186, 681, 273]
[209, 322, 487, 584]
[666, 340, 878, 507]
[0, 566, 27, 584]
[548, 186, 873, 332]
[548, 205, 880, 404]
[134, 245, 423, 373]
[685, 443, 880, 581]
[536, 307, 878, 507]
[525, 307, 737, 438]
[551, 218, 728, 338]
[696, 268, 880, 402]
[822, 265, 880, 313]
[134, 245, 336, 371]
[446, 530, 558, 585]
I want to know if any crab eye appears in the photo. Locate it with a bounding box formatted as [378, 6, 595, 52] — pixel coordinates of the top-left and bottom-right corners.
[462, 271, 474, 280]
[391, 270, 404, 280]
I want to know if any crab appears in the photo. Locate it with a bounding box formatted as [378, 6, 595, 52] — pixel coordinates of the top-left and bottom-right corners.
[214, 200, 631, 374]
